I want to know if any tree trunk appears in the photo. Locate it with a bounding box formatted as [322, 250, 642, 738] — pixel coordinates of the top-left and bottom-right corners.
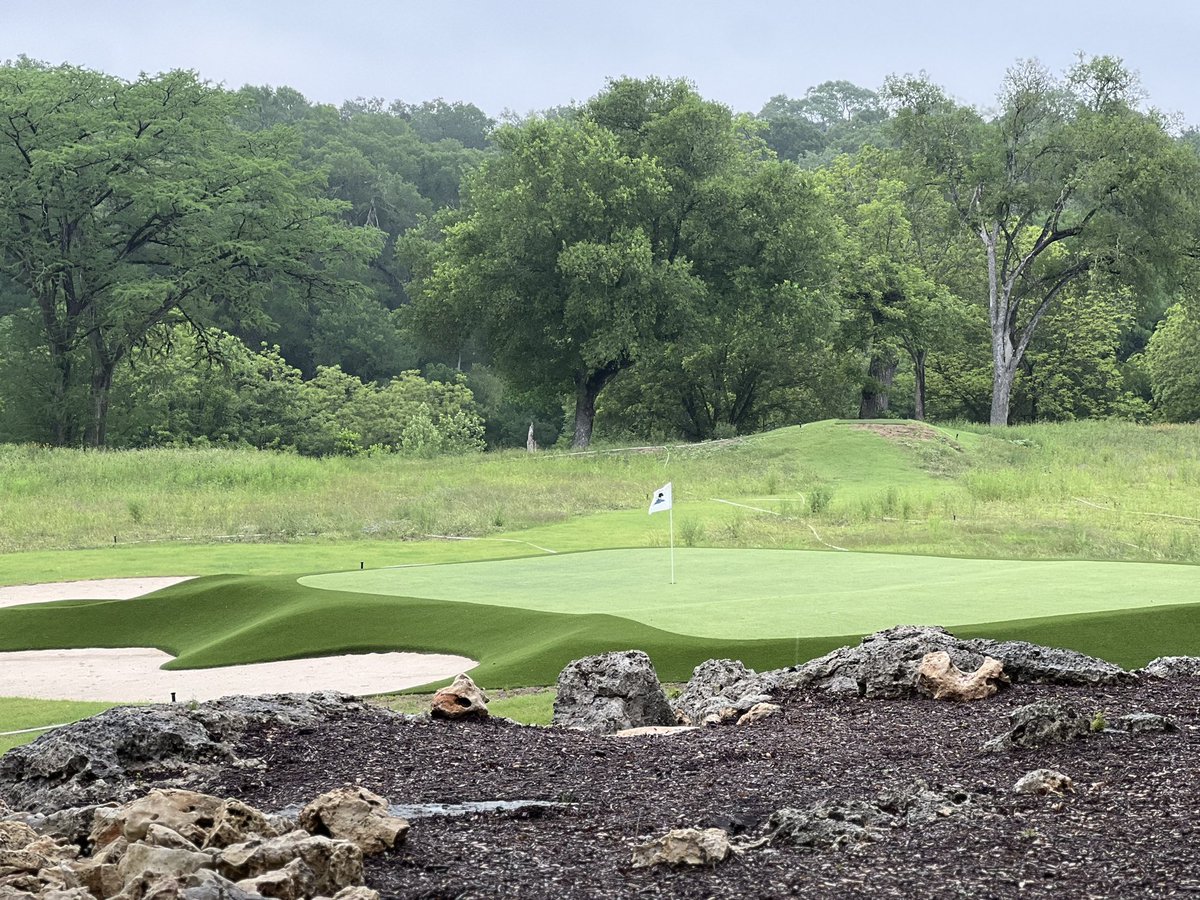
[571, 366, 620, 449]
[858, 351, 899, 419]
[990, 359, 1018, 427]
[912, 349, 927, 421]
[47, 343, 74, 446]
[87, 363, 114, 448]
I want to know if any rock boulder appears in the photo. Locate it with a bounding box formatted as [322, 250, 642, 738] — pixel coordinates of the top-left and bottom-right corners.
[552, 651, 675, 734]
[430, 674, 489, 721]
[298, 787, 407, 855]
[1139, 656, 1200, 678]
[983, 702, 1091, 752]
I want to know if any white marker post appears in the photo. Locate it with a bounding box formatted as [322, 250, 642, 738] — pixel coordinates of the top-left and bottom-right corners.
[648, 482, 675, 584]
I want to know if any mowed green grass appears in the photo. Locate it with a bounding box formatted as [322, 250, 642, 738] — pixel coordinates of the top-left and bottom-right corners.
[301, 548, 1200, 640]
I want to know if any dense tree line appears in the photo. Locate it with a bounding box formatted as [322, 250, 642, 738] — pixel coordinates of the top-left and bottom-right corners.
[2, 55, 1198, 454]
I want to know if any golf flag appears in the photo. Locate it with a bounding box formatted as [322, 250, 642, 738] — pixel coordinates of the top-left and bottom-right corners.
[649, 482, 673, 515]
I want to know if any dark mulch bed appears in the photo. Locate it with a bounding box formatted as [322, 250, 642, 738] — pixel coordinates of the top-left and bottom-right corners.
[205, 679, 1200, 899]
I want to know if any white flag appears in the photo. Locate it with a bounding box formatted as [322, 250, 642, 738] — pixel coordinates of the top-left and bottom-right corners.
[648, 482, 673, 515]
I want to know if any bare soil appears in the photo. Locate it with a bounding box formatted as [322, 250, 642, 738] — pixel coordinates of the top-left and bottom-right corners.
[204, 678, 1200, 899]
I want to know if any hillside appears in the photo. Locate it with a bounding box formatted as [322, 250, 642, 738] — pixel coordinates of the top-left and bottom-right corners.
[3, 419, 1200, 579]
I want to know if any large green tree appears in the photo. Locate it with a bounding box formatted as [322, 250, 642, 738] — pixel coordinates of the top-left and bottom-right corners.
[0, 60, 378, 446]
[888, 56, 1200, 425]
[405, 112, 698, 448]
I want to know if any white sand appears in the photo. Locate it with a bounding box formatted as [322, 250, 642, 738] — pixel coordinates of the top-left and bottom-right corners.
[0, 648, 476, 703]
[0, 577, 196, 609]
[0, 577, 476, 702]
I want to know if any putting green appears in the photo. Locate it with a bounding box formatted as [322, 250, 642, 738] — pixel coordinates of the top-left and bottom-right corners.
[301, 548, 1200, 640]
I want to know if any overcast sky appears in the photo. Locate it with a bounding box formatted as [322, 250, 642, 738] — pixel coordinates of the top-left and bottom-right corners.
[5, 1, 1198, 123]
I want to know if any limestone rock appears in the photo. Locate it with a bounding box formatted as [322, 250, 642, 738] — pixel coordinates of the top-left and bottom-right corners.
[1014, 769, 1075, 795]
[117, 791, 226, 846]
[118, 843, 215, 884]
[24, 804, 117, 852]
[915, 651, 1007, 700]
[736, 703, 781, 726]
[1108, 713, 1176, 733]
[235, 857, 314, 900]
[329, 887, 380, 900]
[0, 821, 39, 850]
[217, 831, 362, 897]
[630, 828, 731, 868]
[429, 675, 489, 721]
[178, 868, 263, 900]
[205, 800, 281, 851]
[298, 788, 407, 856]
[768, 800, 888, 850]
[769, 780, 991, 852]
[1139, 656, 1200, 678]
[874, 781, 991, 826]
[672, 659, 776, 725]
[552, 651, 675, 734]
[0, 693, 367, 815]
[0, 833, 79, 874]
[612, 726, 699, 738]
[983, 702, 1091, 751]
[144, 824, 202, 852]
[964, 637, 1131, 686]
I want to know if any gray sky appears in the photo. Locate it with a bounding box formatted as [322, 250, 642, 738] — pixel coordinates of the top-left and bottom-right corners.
[6, 1, 1198, 123]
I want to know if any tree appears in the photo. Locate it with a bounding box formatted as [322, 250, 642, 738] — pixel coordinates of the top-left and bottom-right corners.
[393, 98, 494, 150]
[644, 160, 840, 438]
[1146, 302, 1200, 422]
[888, 56, 1200, 425]
[0, 60, 379, 446]
[404, 113, 699, 448]
[819, 148, 974, 419]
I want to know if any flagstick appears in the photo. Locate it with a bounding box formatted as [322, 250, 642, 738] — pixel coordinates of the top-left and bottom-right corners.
[669, 504, 675, 585]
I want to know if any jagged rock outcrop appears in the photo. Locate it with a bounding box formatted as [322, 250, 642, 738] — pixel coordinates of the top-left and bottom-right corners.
[552, 651, 675, 734]
[672, 627, 1130, 711]
[963, 636, 1131, 686]
[781, 626, 1130, 699]
[1139, 656, 1200, 678]
[430, 674, 489, 721]
[1107, 713, 1176, 733]
[0, 693, 367, 814]
[0, 787, 378, 900]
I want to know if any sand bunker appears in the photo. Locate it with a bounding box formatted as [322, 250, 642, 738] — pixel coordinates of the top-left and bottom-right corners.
[0, 647, 477, 703]
[0, 577, 475, 702]
[0, 577, 196, 609]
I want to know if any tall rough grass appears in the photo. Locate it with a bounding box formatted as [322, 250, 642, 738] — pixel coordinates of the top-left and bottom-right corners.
[3, 419, 1199, 564]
